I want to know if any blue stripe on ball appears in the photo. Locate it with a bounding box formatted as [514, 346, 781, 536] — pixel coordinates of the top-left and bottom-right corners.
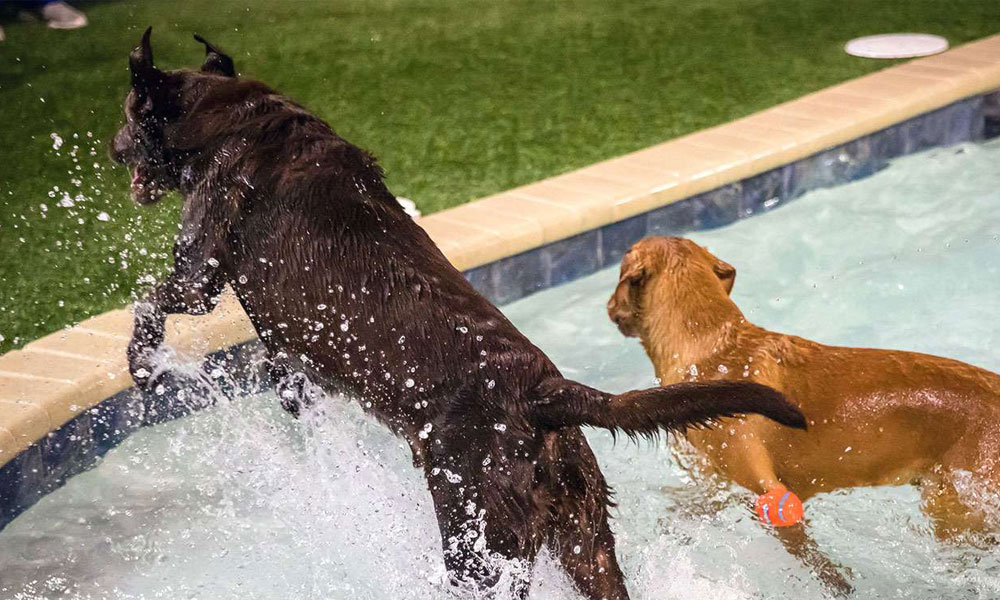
[778, 491, 791, 523]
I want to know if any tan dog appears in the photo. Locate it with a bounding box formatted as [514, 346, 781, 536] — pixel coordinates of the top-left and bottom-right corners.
[608, 237, 1000, 594]
[608, 236, 1000, 534]
[607, 236, 1000, 592]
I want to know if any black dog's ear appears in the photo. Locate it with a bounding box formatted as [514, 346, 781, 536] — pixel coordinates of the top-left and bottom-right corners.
[130, 26, 163, 94]
[193, 33, 236, 77]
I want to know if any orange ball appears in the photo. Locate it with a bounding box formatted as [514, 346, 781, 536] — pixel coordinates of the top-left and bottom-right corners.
[755, 487, 804, 527]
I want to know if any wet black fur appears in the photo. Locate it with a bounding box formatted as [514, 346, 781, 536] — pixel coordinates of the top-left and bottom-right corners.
[112, 29, 805, 599]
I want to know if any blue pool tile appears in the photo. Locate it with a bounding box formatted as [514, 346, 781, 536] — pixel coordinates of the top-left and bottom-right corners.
[464, 264, 496, 301]
[490, 249, 548, 305]
[92, 391, 144, 456]
[739, 167, 788, 217]
[544, 230, 601, 287]
[942, 97, 984, 146]
[984, 91, 1000, 139]
[900, 105, 955, 154]
[787, 137, 884, 199]
[11, 445, 45, 514]
[692, 184, 743, 230]
[646, 198, 699, 235]
[647, 186, 743, 235]
[41, 414, 95, 481]
[142, 374, 215, 426]
[600, 214, 647, 267]
[868, 123, 907, 163]
[0, 455, 22, 524]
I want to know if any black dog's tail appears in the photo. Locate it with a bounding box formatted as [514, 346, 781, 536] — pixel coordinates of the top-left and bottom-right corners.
[529, 377, 806, 439]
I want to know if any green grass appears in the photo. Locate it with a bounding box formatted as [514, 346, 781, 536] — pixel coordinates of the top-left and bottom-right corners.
[0, 0, 996, 353]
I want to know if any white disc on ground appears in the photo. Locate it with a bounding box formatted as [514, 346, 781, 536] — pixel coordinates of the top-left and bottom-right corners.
[845, 34, 948, 59]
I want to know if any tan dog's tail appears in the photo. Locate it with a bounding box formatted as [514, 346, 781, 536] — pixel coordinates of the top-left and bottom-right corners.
[529, 377, 806, 440]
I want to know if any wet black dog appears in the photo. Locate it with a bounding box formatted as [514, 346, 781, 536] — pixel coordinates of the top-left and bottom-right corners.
[112, 29, 806, 599]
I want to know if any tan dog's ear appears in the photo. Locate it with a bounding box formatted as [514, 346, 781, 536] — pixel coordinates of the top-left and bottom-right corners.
[713, 259, 736, 295]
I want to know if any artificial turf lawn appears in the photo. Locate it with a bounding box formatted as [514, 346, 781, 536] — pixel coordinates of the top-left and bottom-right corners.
[0, 0, 997, 354]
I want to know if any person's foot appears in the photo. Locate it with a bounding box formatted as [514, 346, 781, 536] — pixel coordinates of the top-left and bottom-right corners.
[0, 25, 5, 42]
[41, 1, 88, 30]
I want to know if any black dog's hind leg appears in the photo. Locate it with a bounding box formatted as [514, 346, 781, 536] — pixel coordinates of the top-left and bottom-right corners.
[128, 198, 229, 388]
[548, 431, 630, 600]
[554, 515, 628, 600]
[425, 460, 534, 599]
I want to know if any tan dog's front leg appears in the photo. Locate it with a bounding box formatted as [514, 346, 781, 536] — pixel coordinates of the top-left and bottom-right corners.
[707, 418, 785, 497]
[774, 524, 854, 597]
[711, 423, 853, 597]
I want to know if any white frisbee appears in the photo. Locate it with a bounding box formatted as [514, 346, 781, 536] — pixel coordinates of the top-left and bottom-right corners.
[845, 34, 949, 59]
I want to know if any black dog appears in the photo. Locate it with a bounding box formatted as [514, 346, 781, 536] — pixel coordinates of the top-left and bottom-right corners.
[112, 29, 806, 599]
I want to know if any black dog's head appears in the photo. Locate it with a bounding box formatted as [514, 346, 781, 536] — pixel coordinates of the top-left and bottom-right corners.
[111, 27, 239, 205]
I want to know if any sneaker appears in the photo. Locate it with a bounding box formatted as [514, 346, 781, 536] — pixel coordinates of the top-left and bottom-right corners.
[41, 1, 88, 30]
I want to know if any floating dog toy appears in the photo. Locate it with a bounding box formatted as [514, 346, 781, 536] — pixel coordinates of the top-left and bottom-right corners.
[755, 487, 804, 527]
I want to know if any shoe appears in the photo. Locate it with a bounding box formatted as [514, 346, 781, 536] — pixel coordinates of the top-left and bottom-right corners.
[42, 2, 88, 30]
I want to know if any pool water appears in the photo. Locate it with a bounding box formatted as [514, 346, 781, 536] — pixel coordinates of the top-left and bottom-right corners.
[3, 139, 1000, 599]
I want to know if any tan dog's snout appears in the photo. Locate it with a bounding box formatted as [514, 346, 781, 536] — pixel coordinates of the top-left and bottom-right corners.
[607, 294, 633, 333]
[607, 250, 647, 337]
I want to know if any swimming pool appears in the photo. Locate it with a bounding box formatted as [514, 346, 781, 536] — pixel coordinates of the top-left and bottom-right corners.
[2, 138, 999, 599]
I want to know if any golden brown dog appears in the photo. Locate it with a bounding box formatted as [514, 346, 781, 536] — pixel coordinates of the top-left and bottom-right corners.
[607, 236, 1000, 591]
[608, 236, 1000, 533]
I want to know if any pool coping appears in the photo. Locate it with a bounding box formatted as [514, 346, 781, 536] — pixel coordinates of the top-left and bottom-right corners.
[1, 35, 999, 491]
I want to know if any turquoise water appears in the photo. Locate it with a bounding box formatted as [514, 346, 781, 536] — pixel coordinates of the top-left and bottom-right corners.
[2, 139, 1000, 599]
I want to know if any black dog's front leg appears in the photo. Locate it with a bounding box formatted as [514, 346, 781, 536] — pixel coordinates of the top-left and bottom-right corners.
[128, 197, 230, 388]
[128, 269, 225, 388]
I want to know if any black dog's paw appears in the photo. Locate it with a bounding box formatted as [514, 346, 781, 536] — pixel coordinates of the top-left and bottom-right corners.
[127, 339, 161, 390]
[274, 369, 323, 418]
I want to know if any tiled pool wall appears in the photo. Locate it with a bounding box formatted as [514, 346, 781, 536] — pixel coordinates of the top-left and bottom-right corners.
[1, 89, 998, 533]
[0, 342, 271, 529]
[465, 93, 998, 306]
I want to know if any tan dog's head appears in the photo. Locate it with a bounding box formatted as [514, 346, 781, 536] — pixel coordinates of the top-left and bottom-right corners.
[606, 236, 736, 337]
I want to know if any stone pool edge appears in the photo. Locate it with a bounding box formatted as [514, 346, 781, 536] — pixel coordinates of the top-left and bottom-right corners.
[2, 34, 1000, 529]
